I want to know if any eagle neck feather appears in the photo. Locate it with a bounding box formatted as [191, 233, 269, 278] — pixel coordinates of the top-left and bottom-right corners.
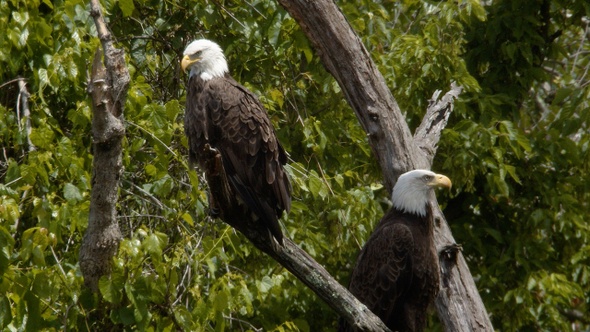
[391, 185, 432, 218]
[189, 58, 228, 81]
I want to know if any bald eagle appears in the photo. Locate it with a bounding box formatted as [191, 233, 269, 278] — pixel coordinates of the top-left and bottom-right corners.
[181, 39, 291, 245]
[339, 169, 451, 332]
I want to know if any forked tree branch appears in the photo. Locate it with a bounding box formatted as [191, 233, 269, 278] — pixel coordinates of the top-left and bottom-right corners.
[415, 82, 463, 165]
[276, 0, 494, 331]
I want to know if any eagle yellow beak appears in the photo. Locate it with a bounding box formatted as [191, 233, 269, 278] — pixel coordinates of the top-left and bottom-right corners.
[429, 174, 452, 189]
[181, 55, 200, 72]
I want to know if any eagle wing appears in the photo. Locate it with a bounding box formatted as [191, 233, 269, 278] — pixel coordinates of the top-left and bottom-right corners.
[348, 221, 414, 325]
[197, 77, 291, 242]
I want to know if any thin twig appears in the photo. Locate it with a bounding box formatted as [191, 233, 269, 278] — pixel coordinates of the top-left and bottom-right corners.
[17, 79, 35, 152]
[0, 77, 25, 90]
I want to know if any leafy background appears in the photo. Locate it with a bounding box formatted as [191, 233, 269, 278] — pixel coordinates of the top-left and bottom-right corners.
[1, 0, 589, 330]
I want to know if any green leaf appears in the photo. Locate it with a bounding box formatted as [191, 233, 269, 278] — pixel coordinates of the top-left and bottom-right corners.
[0, 227, 14, 275]
[5, 159, 20, 183]
[37, 68, 50, 89]
[552, 87, 572, 105]
[308, 175, 321, 198]
[213, 290, 229, 312]
[11, 11, 29, 26]
[470, 0, 487, 21]
[118, 0, 135, 17]
[18, 28, 29, 48]
[164, 100, 181, 121]
[269, 88, 284, 108]
[63, 183, 82, 203]
[267, 13, 282, 47]
[257, 275, 273, 293]
[119, 307, 135, 325]
[32, 271, 55, 298]
[504, 164, 521, 184]
[8, 28, 21, 48]
[173, 306, 194, 330]
[99, 275, 124, 304]
[143, 232, 168, 258]
[0, 295, 11, 328]
[484, 227, 504, 243]
[145, 164, 157, 177]
[24, 291, 41, 331]
[41, 0, 53, 9]
[150, 175, 174, 196]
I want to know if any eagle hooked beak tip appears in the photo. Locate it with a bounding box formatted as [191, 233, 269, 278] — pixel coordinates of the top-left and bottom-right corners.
[431, 174, 452, 190]
[181, 55, 198, 73]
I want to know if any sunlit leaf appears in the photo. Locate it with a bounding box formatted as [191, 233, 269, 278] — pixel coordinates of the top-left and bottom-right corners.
[118, 0, 135, 17]
[63, 183, 82, 203]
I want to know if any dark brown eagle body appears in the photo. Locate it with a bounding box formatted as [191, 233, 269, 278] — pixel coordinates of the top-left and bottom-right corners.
[183, 40, 290, 244]
[341, 207, 439, 332]
[339, 170, 451, 332]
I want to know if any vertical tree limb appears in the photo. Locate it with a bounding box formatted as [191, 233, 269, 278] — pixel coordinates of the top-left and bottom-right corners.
[276, 0, 494, 331]
[9, 77, 35, 242]
[16, 79, 35, 152]
[79, 0, 130, 291]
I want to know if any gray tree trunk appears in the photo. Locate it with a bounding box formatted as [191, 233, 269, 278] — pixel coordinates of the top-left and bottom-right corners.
[276, 0, 494, 331]
[79, 0, 130, 292]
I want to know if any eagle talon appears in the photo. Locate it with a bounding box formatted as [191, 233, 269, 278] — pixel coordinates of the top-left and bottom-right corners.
[203, 143, 219, 158]
[206, 192, 220, 217]
[207, 207, 220, 218]
[201, 144, 223, 176]
[440, 243, 462, 262]
[204, 143, 217, 153]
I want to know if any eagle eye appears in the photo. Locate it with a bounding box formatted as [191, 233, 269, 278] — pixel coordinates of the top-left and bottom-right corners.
[423, 174, 433, 182]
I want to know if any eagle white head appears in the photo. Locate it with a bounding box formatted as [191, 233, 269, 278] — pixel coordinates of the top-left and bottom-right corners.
[391, 169, 452, 217]
[181, 39, 229, 80]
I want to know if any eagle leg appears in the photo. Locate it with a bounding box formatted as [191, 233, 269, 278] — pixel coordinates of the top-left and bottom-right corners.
[206, 191, 220, 218]
[202, 143, 223, 176]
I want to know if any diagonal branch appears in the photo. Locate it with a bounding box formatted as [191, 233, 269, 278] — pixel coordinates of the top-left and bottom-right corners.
[277, 0, 424, 193]
[258, 235, 391, 332]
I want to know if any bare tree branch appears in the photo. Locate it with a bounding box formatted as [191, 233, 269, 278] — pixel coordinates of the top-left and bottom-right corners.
[270, 238, 390, 332]
[414, 82, 462, 165]
[16, 79, 34, 152]
[79, 0, 130, 291]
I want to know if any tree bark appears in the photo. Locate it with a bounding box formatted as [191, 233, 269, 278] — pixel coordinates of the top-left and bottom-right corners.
[79, 0, 130, 292]
[276, 0, 494, 331]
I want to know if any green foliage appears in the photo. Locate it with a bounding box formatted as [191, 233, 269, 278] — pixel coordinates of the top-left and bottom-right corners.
[435, 1, 590, 330]
[1, 0, 589, 330]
